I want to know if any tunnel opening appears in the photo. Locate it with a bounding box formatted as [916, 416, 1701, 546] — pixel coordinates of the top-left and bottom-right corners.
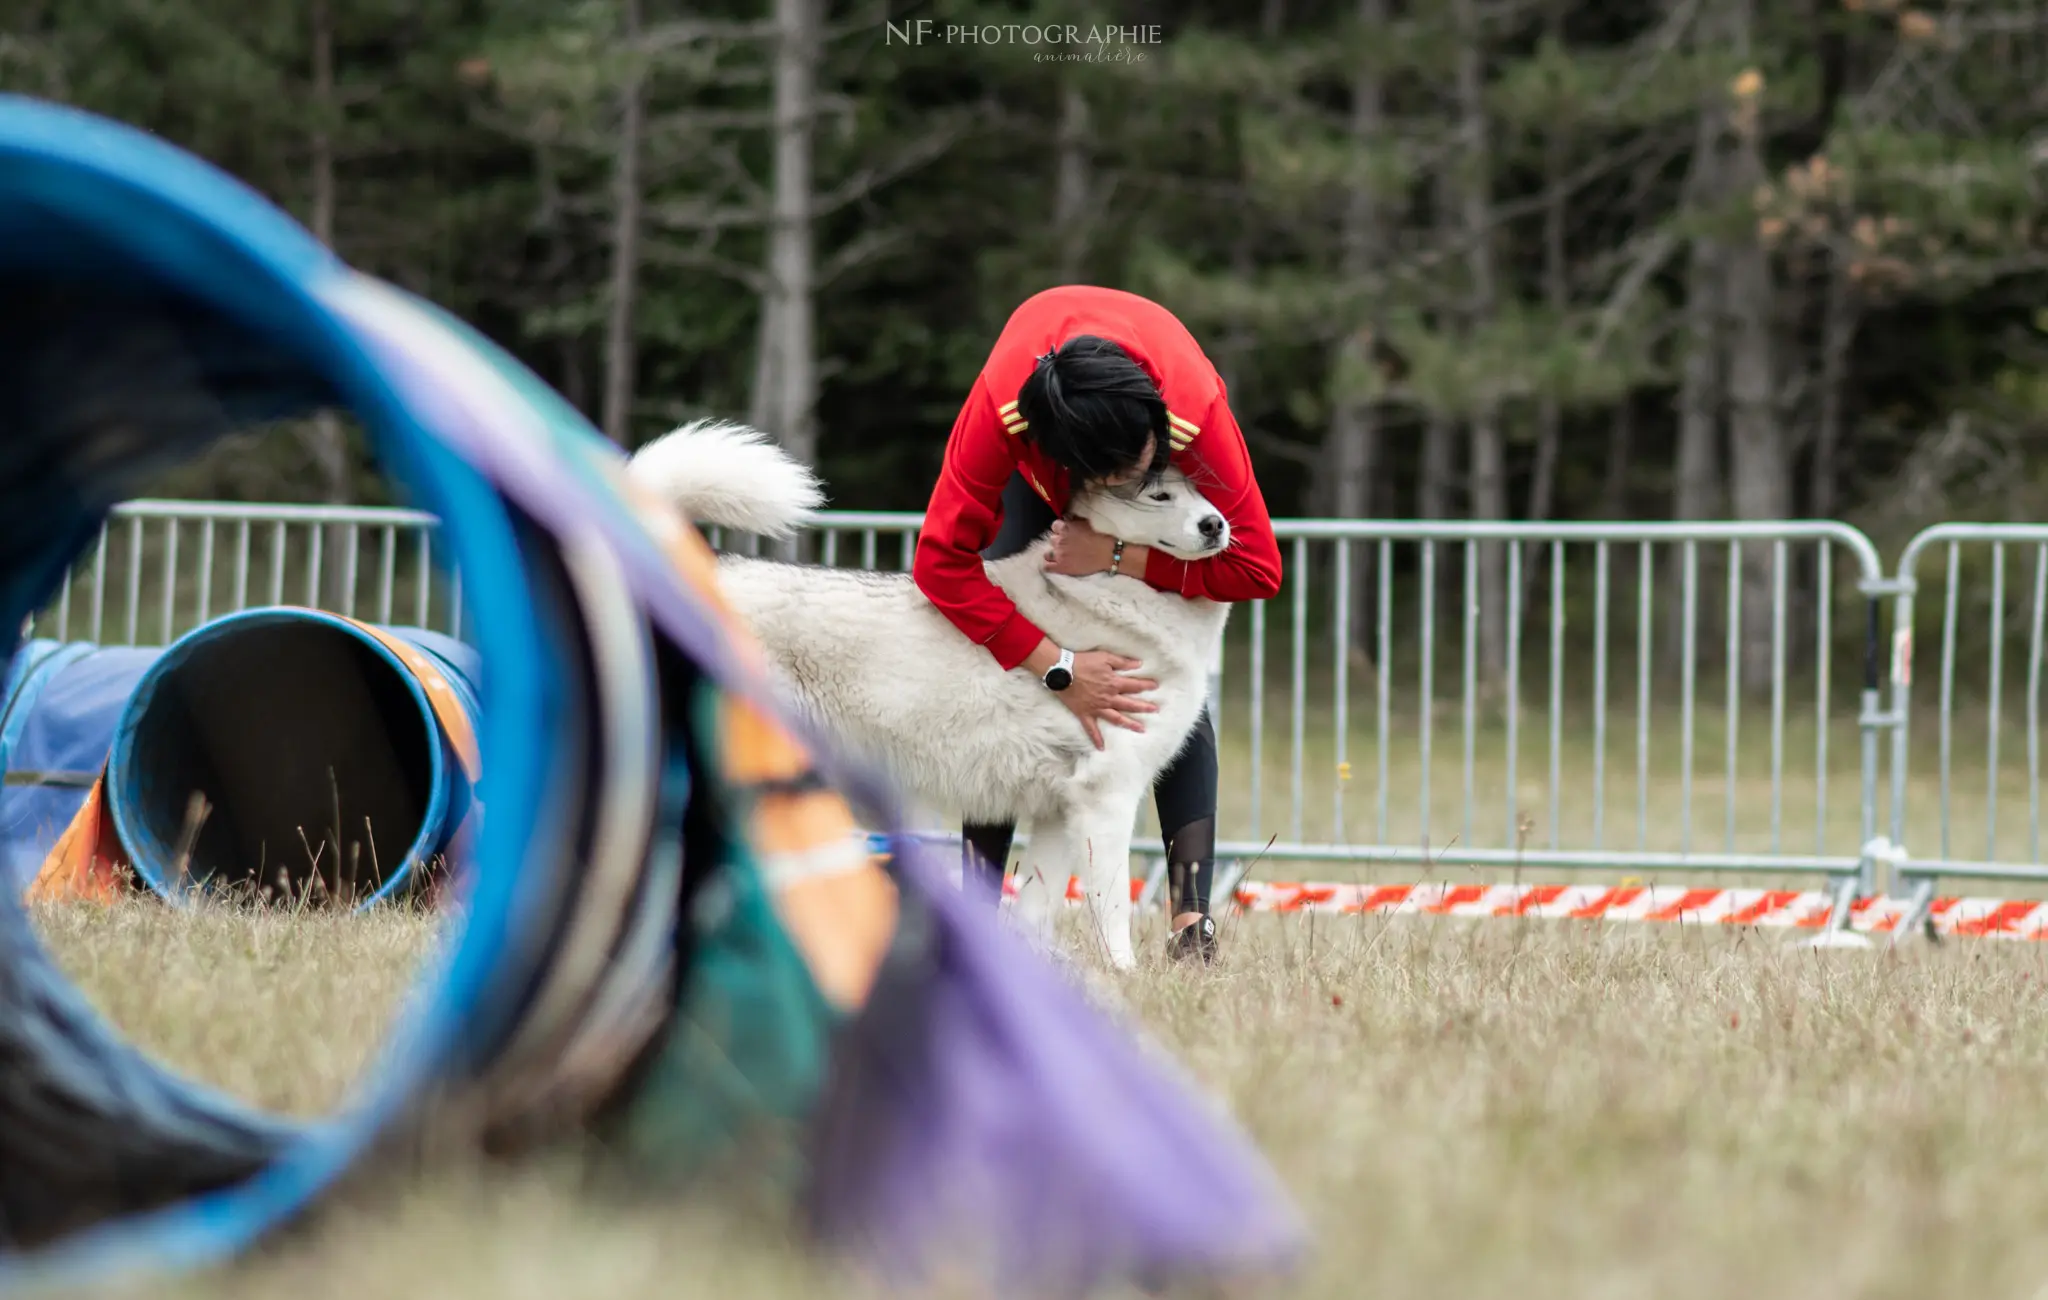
[113, 615, 443, 904]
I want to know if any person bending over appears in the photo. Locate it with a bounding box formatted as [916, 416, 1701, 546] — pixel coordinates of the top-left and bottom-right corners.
[911, 284, 1283, 963]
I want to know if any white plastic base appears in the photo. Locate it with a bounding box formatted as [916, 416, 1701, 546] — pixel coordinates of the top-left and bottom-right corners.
[1800, 929, 1875, 950]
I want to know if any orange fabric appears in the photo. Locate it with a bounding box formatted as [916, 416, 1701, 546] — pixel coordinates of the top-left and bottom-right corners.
[343, 616, 482, 783]
[344, 614, 480, 897]
[719, 688, 823, 785]
[24, 772, 131, 904]
[342, 614, 483, 892]
[717, 684, 899, 1014]
[612, 457, 903, 1014]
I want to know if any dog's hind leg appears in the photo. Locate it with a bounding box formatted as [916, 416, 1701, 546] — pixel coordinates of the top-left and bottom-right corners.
[1069, 791, 1142, 972]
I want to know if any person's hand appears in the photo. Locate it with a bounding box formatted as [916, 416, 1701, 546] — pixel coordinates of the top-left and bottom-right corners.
[1045, 516, 1118, 577]
[1060, 650, 1158, 750]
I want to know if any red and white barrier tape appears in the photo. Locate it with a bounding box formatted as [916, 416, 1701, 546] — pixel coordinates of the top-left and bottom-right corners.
[998, 875, 2048, 940]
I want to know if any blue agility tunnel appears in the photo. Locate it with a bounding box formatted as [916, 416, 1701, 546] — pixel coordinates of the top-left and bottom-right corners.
[0, 640, 157, 894]
[105, 610, 480, 906]
[0, 92, 1305, 1297]
[0, 614, 480, 908]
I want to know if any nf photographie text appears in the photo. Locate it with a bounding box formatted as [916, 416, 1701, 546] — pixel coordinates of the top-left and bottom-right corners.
[884, 20, 1164, 47]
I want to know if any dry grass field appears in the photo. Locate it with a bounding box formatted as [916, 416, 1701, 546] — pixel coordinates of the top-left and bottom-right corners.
[14, 649, 2048, 1297]
[23, 891, 2048, 1300]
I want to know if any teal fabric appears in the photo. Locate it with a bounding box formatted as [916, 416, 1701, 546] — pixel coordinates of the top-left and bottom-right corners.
[603, 684, 841, 1201]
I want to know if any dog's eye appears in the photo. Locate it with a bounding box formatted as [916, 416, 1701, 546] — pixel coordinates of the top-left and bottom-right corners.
[1150, 492, 1172, 503]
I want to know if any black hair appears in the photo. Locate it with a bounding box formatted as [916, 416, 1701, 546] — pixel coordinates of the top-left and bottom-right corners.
[1013, 335, 1169, 485]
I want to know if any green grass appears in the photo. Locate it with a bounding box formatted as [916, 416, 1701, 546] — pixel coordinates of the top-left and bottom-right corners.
[27, 900, 2048, 1299]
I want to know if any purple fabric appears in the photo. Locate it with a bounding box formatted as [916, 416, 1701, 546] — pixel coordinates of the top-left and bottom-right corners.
[322, 276, 1308, 1292]
[807, 835, 1308, 1293]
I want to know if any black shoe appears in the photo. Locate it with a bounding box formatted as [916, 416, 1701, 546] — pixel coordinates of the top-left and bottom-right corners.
[1167, 914, 1219, 965]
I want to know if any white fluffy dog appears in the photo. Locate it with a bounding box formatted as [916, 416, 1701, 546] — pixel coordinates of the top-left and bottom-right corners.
[628, 420, 1232, 969]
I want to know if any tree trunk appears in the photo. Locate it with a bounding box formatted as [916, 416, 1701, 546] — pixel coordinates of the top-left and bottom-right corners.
[1413, 173, 1459, 692]
[307, 0, 352, 613]
[1418, 412, 1457, 698]
[600, 0, 646, 445]
[1523, 10, 1567, 617]
[1812, 256, 1857, 520]
[560, 341, 589, 415]
[750, 0, 822, 474]
[534, 146, 589, 416]
[1217, 238, 1255, 395]
[1663, 74, 1727, 676]
[1214, 0, 1284, 396]
[1052, 81, 1091, 282]
[1468, 417, 1508, 689]
[309, 0, 335, 270]
[1329, 0, 1385, 662]
[1419, 414, 1457, 520]
[1525, 408, 1561, 529]
[1805, 254, 1856, 669]
[1215, 116, 1256, 396]
[1452, 0, 1507, 689]
[1213, 0, 1285, 396]
[1721, 0, 1786, 696]
[1600, 394, 1633, 520]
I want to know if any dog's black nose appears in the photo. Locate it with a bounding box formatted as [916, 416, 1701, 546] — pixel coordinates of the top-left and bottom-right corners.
[1198, 515, 1225, 542]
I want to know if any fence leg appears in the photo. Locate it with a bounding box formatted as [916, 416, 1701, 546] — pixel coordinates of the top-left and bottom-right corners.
[1802, 871, 1873, 949]
[1803, 593, 1889, 952]
[1136, 855, 1169, 914]
[1211, 858, 1250, 911]
[1888, 876, 1939, 946]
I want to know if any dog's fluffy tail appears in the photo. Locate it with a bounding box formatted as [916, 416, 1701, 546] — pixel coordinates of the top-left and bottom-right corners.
[626, 419, 825, 540]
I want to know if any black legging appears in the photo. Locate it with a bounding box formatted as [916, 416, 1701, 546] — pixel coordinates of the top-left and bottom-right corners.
[960, 473, 1218, 918]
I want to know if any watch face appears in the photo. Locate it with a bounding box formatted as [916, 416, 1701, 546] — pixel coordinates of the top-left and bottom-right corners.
[1044, 667, 1073, 691]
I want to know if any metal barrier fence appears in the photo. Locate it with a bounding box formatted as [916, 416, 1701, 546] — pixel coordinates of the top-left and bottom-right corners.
[33, 500, 2048, 939]
[1881, 525, 2048, 936]
[707, 513, 1894, 923]
[28, 500, 461, 647]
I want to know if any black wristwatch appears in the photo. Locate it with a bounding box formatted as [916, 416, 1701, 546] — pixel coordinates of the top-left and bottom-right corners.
[1042, 647, 1075, 692]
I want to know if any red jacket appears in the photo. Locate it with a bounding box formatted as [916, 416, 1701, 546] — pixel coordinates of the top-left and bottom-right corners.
[913, 285, 1284, 670]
